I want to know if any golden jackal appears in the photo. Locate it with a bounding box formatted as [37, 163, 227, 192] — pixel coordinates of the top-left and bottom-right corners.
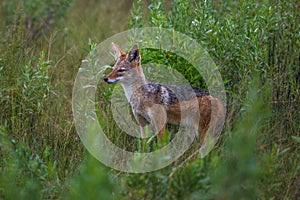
[104, 43, 225, 144]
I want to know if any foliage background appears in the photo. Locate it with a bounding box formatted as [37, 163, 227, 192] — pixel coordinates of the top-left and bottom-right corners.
[0, 0, 299, 199]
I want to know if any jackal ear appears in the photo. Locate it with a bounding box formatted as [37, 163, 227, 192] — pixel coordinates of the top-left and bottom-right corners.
[127, 44, 140, 63]
[112, 42, 126, 60]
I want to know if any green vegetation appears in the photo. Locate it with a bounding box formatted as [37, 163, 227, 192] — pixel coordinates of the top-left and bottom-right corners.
[1, 0, 299, 199]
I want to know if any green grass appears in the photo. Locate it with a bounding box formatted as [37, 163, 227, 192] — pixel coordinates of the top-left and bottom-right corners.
[1, 0, 300, 199]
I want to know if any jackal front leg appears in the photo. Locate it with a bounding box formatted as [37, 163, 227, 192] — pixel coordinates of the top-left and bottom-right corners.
[148, 104, 167, 140]
[139, 125, 146, 138]
[133, 110, 149, 138]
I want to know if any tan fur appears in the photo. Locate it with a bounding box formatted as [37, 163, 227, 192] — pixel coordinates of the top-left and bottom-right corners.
[104, 43, 225, 144]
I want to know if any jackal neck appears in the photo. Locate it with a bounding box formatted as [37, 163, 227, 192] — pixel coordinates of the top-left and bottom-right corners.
[121, 68, 147, 102]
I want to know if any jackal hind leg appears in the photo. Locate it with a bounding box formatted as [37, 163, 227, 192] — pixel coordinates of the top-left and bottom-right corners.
[198, 96, 212, 144]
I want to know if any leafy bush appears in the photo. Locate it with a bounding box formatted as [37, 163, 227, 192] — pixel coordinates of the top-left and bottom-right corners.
[0, 126, 59, 199]
[123, 0, 300, 199]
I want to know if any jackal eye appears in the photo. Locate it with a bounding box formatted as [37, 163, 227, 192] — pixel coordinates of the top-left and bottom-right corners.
[118, 68, 126, 72]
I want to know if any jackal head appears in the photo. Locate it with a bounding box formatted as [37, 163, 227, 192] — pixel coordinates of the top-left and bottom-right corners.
[104, 43, 144, 84]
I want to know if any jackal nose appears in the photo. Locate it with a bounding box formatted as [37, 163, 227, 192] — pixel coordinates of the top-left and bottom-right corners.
[104, 77, 108, 82]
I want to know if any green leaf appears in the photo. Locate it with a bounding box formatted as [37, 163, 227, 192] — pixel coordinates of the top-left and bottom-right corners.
[291, 136, 300, 143]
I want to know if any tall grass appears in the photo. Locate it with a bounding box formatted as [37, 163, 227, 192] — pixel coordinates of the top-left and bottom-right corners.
[0, 0, 299, 199]
[0, 0, 132, 198]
